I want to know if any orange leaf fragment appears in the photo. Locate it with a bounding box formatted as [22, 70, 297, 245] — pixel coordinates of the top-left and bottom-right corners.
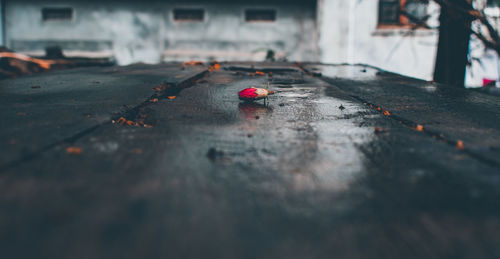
[126, 120, 135, 126]
[182, 61, 204, 66]
[457, 140, 464, 150]
[383, 110, 391, 116]
[255, 71, 266, 76]
[66, 147, 82, 155]
[209, 63, 221, 71]
[376, 107, 381, 111]
[150, 98, 158, 103]
[167, 96, 176, 100]
[416, 125, 424, 132]
[153, 84, 166, 92]
[374, 127, 387, 134]
[116, 117, 127, 124]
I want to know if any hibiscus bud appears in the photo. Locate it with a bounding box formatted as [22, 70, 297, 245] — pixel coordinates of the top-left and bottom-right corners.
[238, 87, 275, 101]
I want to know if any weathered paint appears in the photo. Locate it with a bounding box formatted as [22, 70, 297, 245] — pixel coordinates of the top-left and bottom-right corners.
[3, 0, 318, 65]
[0, 0, 4, 46]
[317, 0, 441, 81]
[4, 0, 499, 86]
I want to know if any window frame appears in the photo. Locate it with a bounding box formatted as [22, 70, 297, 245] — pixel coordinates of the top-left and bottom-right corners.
[41, 7, 74, 22]
[172, 8, 206, 23]
[377, 0, 428, 29]
[244, 9, 277, 23]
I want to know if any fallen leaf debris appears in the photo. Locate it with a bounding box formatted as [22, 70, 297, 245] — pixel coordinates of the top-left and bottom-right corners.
[182, 61, 204, 66]
[66, 147, 82, 155]
[374, 127, 388, 134]
[113, 116, 153, 128]
[208, 63, 221, 72]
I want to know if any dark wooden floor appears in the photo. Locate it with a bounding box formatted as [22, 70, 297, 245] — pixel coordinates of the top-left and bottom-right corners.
[1, 62, 499, 259]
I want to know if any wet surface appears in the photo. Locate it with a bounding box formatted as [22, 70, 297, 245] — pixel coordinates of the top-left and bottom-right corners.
[0, 63, 207, 168]
[301, 63, 500, 166]
[1, 63, 500, 259]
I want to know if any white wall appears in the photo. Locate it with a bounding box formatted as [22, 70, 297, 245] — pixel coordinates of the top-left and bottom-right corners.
[317, 0, 351, 63]
[5, 0, 165, 64]
[318, 0, 440, 80]
[4, 0, 318, 65]
[162, 3, 318, 62]
[0, 0, 4, 46]
[5, 0, 441, 80]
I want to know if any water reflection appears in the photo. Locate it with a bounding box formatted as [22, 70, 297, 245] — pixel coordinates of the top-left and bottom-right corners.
[306, 64, 381, 80]
[235, 83, 376, 194]
[238, 101, 273, 120]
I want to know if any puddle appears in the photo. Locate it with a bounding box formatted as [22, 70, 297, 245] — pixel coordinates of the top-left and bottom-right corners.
[306, 64, 381, 80]
[238, 102, 273, 120]
[278, 92, 311, 98]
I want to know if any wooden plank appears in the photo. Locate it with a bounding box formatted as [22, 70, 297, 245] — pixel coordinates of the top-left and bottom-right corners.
[0, 63, 499, 258]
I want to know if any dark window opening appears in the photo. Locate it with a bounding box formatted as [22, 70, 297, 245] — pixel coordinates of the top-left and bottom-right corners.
[378, 0, 400, 25]
[42, 7, 73, 21]
[173, 9, 205, 22]
[245, 9, 277, 22]
[378, 0, 427, 26]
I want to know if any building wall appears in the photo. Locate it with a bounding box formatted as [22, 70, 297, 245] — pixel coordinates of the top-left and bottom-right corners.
[318, 0, 440, 81]
[4, 0, 450, 82]
[5, 0, 497, 87]
[4, 0, 318, 65]
[0, 0, 4, 46]
[162, 2, 318, 62]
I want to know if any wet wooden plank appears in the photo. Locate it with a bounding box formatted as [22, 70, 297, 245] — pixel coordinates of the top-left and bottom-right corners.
[0, 63, 499, 259]
[302, 63, 500, 167]
[0, 63, 208, 168]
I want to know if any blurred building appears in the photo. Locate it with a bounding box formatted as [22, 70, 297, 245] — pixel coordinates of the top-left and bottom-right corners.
[0, 0, 318, 65]
[0, 0, 497, 86]
[318, 0, 440, 81]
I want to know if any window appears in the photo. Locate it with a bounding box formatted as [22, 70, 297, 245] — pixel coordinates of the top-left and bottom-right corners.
[42, 7, 73, 21]
[173, 9, 204, 22]
[487, 0, 500, 7]
[245, 9, 277, 22]
[378, 0, 427, 27]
